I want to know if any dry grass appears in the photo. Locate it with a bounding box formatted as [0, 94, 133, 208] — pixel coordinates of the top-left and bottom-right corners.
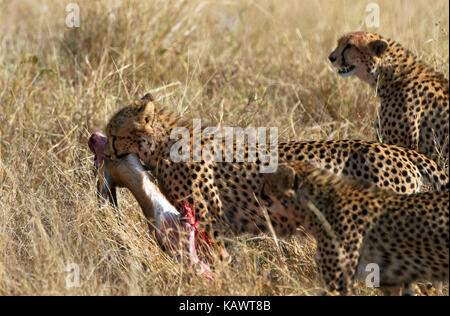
[0, 0, 448, 296]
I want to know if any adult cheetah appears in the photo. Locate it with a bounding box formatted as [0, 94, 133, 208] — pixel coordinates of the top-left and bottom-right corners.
[264, 162, 449, 295]
[329, 32, 449, 170]
[101, 93, 448, 254]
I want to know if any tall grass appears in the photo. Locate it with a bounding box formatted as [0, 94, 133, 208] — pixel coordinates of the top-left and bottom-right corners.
[0, 0, 448, 295]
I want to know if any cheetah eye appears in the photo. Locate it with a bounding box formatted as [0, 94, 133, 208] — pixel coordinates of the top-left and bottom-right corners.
[136, 104, 146, 113]
[344, 43, 352, 50]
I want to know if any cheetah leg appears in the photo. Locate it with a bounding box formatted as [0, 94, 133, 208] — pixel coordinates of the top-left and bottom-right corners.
[379, 114, 420, 153]
[304, 201, 356, 295]
[316, 242, 352, 295]
[313, 223, 357, 296]
[402, 117, 421, 153]
[165, 160, 230, 264]
[197, 189, 231, 263]
[177, 185, 230, 264]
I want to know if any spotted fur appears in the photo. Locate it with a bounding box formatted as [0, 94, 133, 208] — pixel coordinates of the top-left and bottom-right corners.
[265, 162, 449, 295]
[104, 94, 448, 253]
[329, 32, 449, 170]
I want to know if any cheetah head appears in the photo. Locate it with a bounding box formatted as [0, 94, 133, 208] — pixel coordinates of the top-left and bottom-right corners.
[105, 93, 166, 164]
[265, 164, 296, 199]
[264, 162, 317, 207]
[328, 32, 388, 85]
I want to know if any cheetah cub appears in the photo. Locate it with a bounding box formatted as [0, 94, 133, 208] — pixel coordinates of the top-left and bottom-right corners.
[264, 162, 449, 295]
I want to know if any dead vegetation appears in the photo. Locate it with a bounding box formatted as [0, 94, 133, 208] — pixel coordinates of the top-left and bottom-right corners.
[0, 0, 448, 295]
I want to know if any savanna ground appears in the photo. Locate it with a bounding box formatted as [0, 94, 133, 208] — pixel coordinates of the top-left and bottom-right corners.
[0, 0, 448, 296]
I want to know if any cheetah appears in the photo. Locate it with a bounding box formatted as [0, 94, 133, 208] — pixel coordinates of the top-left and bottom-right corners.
[101, 93, 448, 255]
[264, 162, 449, 295]
[329, 32, 449, 170]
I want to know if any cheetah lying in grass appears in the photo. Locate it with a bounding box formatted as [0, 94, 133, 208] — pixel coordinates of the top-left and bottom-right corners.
[264, 162, 449, 295]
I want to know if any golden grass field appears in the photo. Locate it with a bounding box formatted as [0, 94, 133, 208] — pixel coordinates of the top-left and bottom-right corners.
[0, 0, 448, 296]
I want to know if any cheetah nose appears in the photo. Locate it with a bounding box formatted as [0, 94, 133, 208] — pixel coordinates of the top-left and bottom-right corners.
[328, 55, 336, 63]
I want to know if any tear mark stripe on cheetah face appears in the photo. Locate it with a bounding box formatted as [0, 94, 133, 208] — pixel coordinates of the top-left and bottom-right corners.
[329, 32, 449, 170]
[265, 162, 449, 295]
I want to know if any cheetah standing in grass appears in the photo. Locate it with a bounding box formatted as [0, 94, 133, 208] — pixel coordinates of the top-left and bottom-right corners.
[329, 32, 449, 170]
[101, 93, 448, 256]
[264, 162, 449, 295]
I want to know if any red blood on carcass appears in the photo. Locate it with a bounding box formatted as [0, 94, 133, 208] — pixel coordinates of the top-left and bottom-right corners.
[178, 202, 214, 279]
[180, 201, 211, 250]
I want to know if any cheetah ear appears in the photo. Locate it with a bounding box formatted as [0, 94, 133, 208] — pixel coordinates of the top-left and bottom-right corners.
[135, 100, 155, 124]
[368, 39, 388, 57]
[140, 93, 155, 102]
[264, 164, 292, 192]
